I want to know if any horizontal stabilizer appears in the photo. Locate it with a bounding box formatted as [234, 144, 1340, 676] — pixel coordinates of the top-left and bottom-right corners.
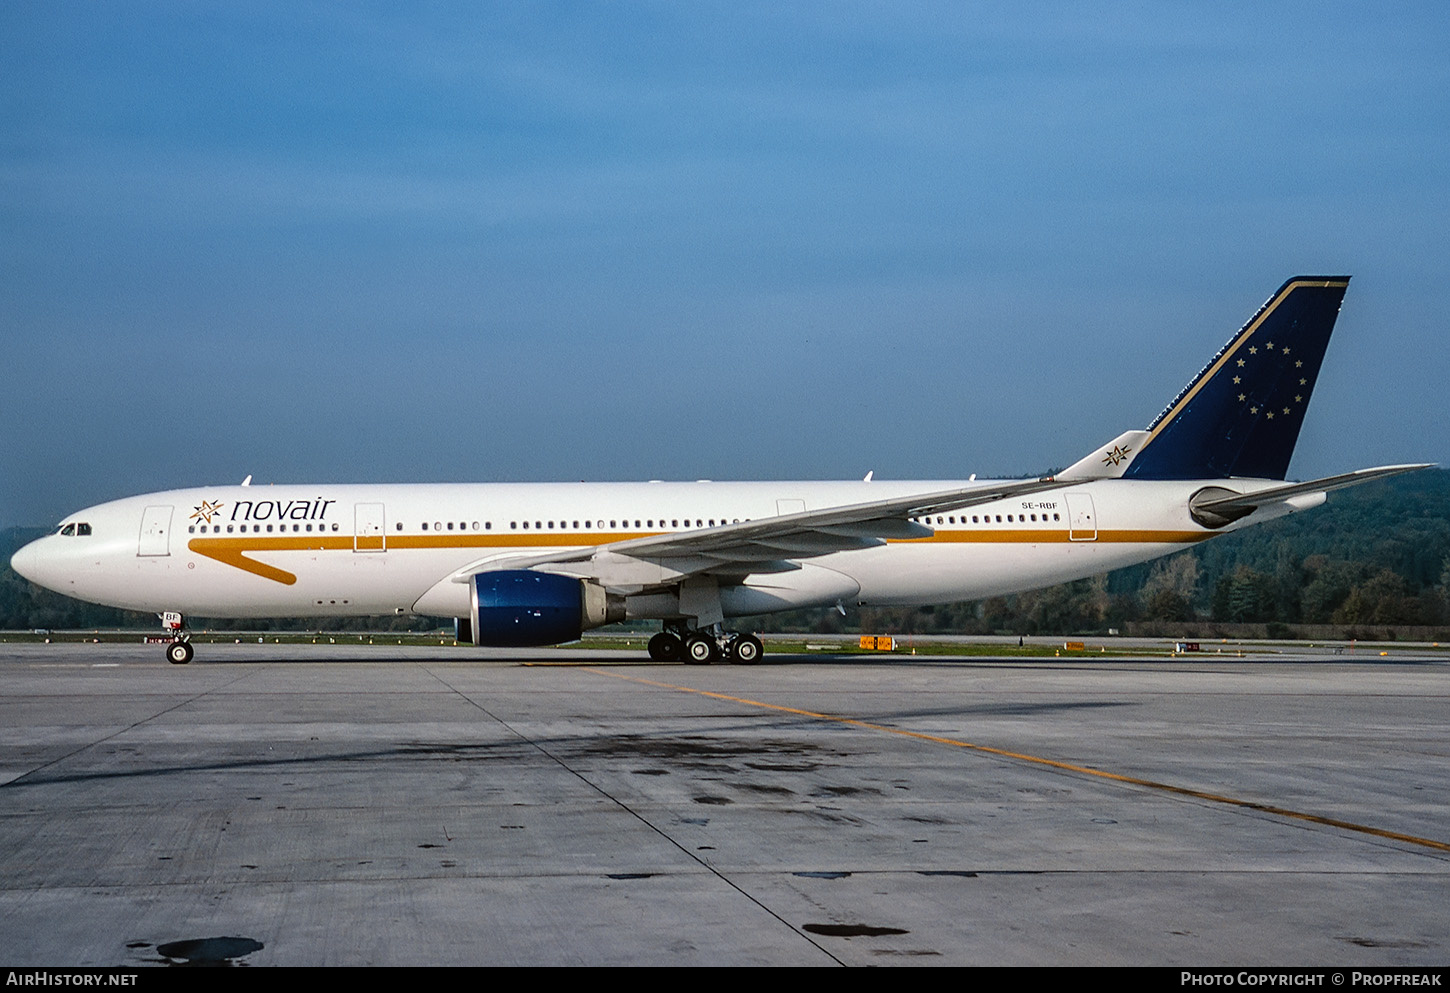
[1193, 464, 1433, 516]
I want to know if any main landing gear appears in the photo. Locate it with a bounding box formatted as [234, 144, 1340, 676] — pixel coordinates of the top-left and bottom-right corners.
[160, 611, 193, 665]
[647, 623, 763, 665]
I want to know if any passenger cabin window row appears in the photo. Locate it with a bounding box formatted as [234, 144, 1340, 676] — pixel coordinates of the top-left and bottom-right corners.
[503, 518, 741, 531]
[404, 521, 492, 531]
[393, 518, 746, 532]
[182, 513, 1063, 537]
[189, 523, 342, 534]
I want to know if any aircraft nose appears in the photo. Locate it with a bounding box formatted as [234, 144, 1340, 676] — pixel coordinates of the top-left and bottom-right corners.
[10, 539, 52, 589]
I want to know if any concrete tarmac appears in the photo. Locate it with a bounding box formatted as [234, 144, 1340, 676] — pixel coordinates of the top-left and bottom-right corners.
[0, 642, 1446, 966]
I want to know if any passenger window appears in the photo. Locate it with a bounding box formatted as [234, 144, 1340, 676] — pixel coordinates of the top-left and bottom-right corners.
[422, 522, 429, 531]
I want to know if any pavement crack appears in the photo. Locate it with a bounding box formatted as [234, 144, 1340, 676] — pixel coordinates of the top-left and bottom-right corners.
[1, 665, 268, 791]
[420, 664, 845, 966]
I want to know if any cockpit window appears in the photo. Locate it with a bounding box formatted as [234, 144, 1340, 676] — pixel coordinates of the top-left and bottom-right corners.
[56, 523, 91, 536]
[59, 524, 75, 536]
[77, 523, 91, 536]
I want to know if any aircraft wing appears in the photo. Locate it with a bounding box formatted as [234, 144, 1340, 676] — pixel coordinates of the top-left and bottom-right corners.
[447, 475, 1063, 589]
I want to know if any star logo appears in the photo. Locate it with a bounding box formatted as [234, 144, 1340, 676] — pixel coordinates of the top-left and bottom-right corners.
[1248, 346, 1258, 355]
[190, 499, 225, 524]
[1101, 444, 1133, 467]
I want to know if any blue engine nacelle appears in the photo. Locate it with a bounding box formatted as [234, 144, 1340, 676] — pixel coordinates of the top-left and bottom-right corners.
[466, 570, 624, 647]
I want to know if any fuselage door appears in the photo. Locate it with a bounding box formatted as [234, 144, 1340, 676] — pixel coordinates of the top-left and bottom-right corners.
[354, 503, 386, 552]
[1065, 492, 1097, 541]
[138, 505, 174, 557]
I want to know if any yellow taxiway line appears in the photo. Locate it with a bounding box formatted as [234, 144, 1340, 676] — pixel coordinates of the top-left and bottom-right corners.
[583, 666, 1450, 854]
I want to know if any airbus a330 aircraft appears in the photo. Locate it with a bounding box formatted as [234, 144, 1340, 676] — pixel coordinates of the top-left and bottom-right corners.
[11, 276, 1428, 665]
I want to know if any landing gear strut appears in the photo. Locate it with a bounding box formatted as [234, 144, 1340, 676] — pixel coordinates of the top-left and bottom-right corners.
[647, 624, 763, 665]
[160, 611, 192, 665]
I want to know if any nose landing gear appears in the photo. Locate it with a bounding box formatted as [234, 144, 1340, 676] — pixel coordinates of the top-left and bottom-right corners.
[160, 611, 193, 665]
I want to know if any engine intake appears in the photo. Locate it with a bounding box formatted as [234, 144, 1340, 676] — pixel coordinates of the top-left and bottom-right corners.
[466, 571, 624, 647]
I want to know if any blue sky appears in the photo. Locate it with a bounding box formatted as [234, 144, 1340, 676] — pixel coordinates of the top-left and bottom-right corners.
[3, 2, 1448, 524]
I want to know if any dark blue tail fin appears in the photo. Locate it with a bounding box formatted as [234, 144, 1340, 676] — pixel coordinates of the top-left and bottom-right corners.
[1122, 276, 1350, 481]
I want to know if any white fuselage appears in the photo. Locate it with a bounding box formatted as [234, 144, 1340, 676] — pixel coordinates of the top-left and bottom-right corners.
[11, 478, 1315, 621]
